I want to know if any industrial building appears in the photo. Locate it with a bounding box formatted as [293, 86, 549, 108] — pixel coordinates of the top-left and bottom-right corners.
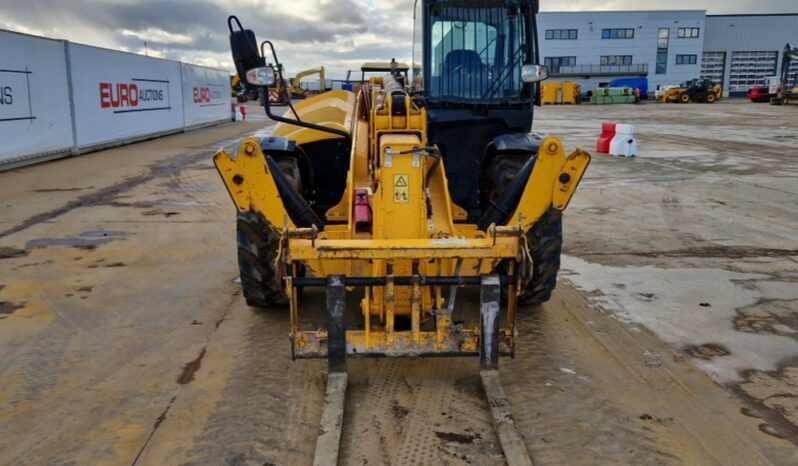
[538, 11, 798, 96]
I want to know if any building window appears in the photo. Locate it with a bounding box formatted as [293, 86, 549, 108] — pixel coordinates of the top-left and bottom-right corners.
[656, 28, 669, 74]
[602, 28, 635, 39]
[701, 52, 726, 88]
[600, 55, 633, 66]
[657, 28, 669, 49]
[545, 29, 578, 40]
[676, 54, 698, 65]
[677, 27, 700, 38]
[544, 56, 576, 73]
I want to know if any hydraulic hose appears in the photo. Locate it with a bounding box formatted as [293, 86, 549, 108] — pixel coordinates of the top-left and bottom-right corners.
[476, 154, 537, 231]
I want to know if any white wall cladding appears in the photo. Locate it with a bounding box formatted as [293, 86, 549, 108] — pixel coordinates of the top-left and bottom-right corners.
[0, 30, 74, 164]
[704, 14, 798, 94]
[181, 63, 231, 128]
[0, 29, 231, 170]
[538, 11, 798, 96]
[69, 44, 185, 149]
[538, 10, 705, 92]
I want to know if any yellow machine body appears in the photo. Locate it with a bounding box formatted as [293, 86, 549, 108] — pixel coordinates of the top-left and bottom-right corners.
[214, 78, 590, 357]
[658, 83, 722, 103]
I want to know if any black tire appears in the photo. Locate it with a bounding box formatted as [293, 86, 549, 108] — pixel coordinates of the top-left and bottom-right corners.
[237, 211, 288, 308]
[235, 156, 302, 309]
[519, 208, 563, 307]
[485, 154, 562, 307]
[484, 156, 526, 205]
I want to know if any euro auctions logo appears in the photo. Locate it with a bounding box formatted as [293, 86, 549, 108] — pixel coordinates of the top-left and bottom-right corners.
[99, 79, 170, 113]
[1, 68, 35, 122]
[192, 84, 224, 106]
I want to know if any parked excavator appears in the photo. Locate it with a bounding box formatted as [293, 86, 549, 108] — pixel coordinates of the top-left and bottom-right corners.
[288, 66, 326, 99]
[771, 43, 798, 105]
[218, 1, 589, 463]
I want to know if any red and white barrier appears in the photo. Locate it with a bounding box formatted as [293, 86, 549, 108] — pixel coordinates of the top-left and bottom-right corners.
[610, 124, 637, 157]
[233, 104, 247, 121]
[596, 122, 616, 154]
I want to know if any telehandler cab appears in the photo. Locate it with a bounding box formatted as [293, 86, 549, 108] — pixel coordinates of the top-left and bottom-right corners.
[216, 2, 589, 462]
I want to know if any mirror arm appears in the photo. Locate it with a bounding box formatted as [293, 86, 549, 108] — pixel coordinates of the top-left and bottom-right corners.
[257, 40, 349, 141]
[261, 99, 351, 141]
[260, 40, 302, 122]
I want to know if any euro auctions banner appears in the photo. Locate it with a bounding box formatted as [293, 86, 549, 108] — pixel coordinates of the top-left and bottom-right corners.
[0, 30, 73, 163]
[69, 43, 184, 149]
[181, 63, 230, 127]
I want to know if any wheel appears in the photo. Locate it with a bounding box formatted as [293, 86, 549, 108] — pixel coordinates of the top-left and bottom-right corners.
[680, 93, 691, 104]
[707, 93, 717, 103]
[483, 154, 562, 307]
[236, 211, 287, 308]
[484, 155, 525, 205]
[235, 156, 302, 309]
[519, 208, 563, 307]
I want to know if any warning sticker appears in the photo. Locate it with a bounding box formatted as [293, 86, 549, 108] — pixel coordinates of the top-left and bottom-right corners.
[393, 174, 409, 203]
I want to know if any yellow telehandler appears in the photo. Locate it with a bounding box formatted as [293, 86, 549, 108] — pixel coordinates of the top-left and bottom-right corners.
[219, 2, 589, 462]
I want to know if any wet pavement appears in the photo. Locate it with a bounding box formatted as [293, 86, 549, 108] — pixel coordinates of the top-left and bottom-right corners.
[0, 100, 797, 465]
[540, 100, 798, 445]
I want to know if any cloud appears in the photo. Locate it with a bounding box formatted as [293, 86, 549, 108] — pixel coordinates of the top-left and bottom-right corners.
[121, 28, 194, 45]
[0, 0, 793, 78]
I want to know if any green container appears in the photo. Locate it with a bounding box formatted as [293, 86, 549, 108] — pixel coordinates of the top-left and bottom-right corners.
[590, 87, 636, 104]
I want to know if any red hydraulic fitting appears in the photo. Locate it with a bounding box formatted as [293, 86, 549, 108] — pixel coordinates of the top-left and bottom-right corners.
[354, 188, 372, 233]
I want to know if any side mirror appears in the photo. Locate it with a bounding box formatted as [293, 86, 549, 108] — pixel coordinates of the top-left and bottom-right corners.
[521, 64, 548, 83]
[246, 67, 276, 87]
[228, 16, 265, 88]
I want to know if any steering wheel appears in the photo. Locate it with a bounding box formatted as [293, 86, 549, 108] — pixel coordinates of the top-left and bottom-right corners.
[452, 63, 483, 77]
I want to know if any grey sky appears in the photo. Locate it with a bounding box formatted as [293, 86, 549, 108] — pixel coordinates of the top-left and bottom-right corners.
[0, 0, 794, 78]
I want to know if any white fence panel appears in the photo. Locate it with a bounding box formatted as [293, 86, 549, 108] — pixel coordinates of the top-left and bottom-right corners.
[181, 63, 231, 127]
[69, 44, 184, 149]
[0, 31, 73, 164]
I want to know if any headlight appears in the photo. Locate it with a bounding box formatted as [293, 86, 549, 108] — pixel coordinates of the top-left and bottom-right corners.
[521, 64, 548, 83]
[246, 67, 276, 86]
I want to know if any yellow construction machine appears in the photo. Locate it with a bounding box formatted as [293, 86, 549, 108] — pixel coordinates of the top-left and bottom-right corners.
[230, 73, 258, 102]
[221, 3, 589, 461]
[771, 43, 798, 106]
[658, 78, 722, 103]
[288, 66, 326, 99]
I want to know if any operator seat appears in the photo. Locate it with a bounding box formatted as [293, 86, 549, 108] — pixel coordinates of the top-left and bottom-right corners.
[442, 50, 486, 97]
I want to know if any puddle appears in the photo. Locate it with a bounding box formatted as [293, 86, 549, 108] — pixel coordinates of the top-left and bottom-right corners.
[177, 347, 207, 385]
[734, 299, 798, 339]
[0, 301, 25, 318]
[33, 187, 90, 193]
[157, 200, 212, 208]
[0, 150, 208, 239]
[684, 343, 731, 360]
[435, 431, 481, 444]
[0, 247, 29, 259]
[80, 230, 128, 238]
[561, 255, 798, 384]
[143, 209, 181, 218]
[734, 359, 798, 444]
[26, 231, 130, 250]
